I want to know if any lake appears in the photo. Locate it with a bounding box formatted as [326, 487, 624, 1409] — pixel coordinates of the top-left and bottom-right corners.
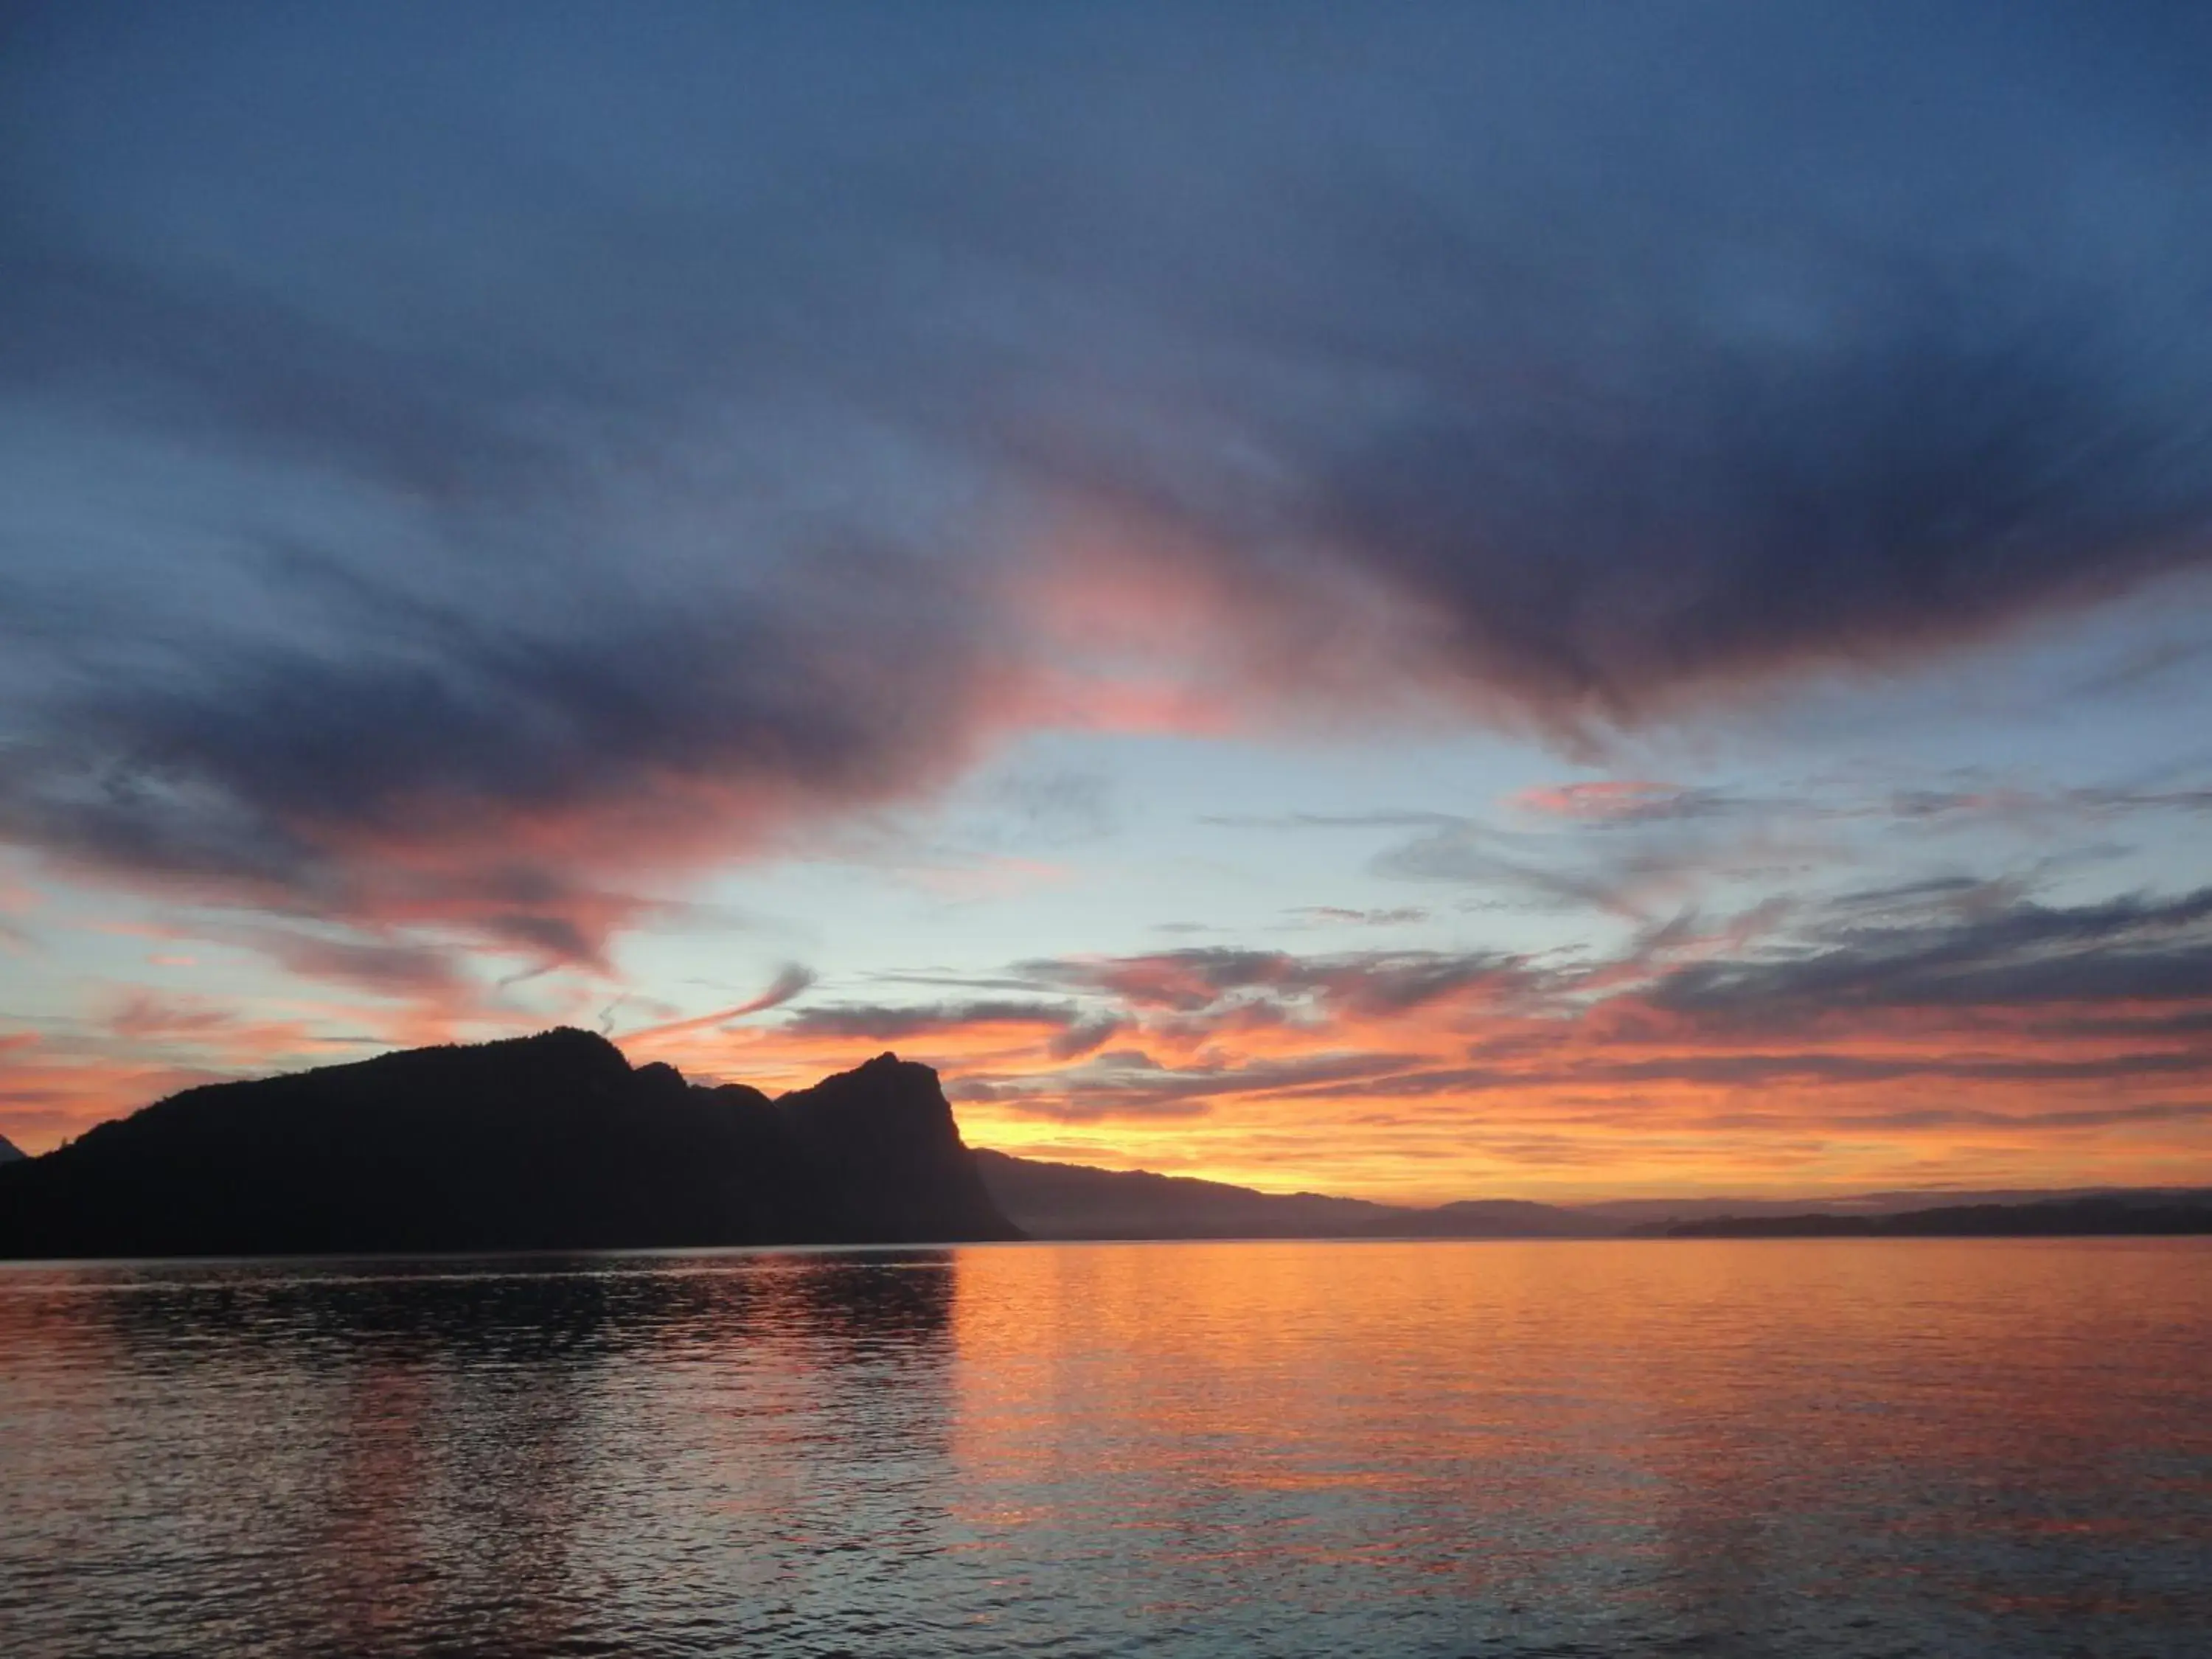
[2, 1239, 2207, 1658]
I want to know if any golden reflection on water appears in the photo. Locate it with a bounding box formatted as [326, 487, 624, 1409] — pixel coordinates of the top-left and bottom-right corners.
[939, 1241, 2212, 1646]
[1, 1240, 2207, 1658]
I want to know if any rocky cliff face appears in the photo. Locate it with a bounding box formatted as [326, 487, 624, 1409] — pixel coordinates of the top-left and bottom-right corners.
[779, 1054, 1024, 1243]
[0, 1029, 1021, 1259]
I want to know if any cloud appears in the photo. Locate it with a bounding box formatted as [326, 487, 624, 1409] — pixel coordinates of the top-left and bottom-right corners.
[219, 925, 473, 999]
[1227, 765, 2212, 932]
[950, 1049, 1422, 1123]
[1019, 946, 1534, 1018]
[981, 6, 2212, 737]
[726, 872, 2212, 1185]
[0, 555, 1008, 963]
[13, 866, 2212, 1186]
[1649, 886, 2212, 1018]
[106, 994, 240, 1043]
[620, 963, 818, 1040]
[4, 2, 2212, 970]
[0, 1036, 219, 1154]
[1508, 782, 1739, 824]
[780, 999, 1080, 1043]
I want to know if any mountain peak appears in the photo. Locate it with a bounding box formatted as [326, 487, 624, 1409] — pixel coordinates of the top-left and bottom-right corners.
[0, 1030, 1020, 1257]
[844, 1050, 927, 1082]
[775, 1052, 1014, 1242]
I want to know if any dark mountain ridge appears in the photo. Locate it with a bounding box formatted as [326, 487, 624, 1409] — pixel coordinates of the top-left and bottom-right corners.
[0, 1132, 22, 1164]
[973, 1151, 1617, 1239]
[1667, 1194, 2212, 1239]
[1356, 1198, 1613, 1239]
[970, 1149, 1408, 1239]
[7, 1035, 2199, 1256]
[974, 1151, 2211, 1241]
[0, 1030, 1019, 1259]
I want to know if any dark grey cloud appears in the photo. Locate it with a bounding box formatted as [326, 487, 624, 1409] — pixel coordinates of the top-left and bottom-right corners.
[723, 964, 818, 1019]
[5, 1, 2212, 947]
[1231, 1039, 2212, 1105]
[1649, 885, 2212, 1018]
[1576, 1051, 2212, 1088]
[949, 1049, 1423, 1123]
[1048, 1016, 1128, 1063]
[781, 999, 1085, 1043]
[0, 547, 998, 958]
[1018, 945, 1533, 1018]
[981, 4, 2212, 733]
[619, 963, 818, 1039]
[782, 989, 1130, 1058]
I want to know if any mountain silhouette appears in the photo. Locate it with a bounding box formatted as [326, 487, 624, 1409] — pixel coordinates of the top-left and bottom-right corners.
[1354, 1198, 1613, 1238]
[0, 1133, 22, 1164]
[973, 1151, 2208, 1241]
[0, 1029, 1020, 1259]
[973, 1149, 1411, 1239]
[973, 1150, 1615, 1239]
[1666, 1194, 2212, 1239]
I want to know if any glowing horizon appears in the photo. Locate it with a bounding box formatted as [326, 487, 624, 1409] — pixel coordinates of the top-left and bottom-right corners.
[5, 4, 2212, 1202]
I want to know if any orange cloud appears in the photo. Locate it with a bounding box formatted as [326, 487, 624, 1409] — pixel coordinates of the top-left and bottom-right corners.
[19, 883, 2212, 1202]
[628, 915, 2212, 1202]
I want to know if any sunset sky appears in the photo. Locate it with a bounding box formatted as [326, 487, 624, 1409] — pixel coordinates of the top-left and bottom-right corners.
[4, 3, 2212, 1200]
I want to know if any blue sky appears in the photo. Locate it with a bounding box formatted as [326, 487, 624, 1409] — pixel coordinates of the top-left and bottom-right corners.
[4, 2, 2212, 1197]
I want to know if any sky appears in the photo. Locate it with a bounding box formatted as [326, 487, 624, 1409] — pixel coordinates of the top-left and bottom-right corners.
[4, 1, 2212, 1201]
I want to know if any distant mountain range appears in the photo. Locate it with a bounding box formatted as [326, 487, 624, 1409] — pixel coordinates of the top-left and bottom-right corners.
[0, 1133, 23, 1164]
[1668, 1195, 2212, 1239]
[2, 1032, 2205, 1259]
[969, 1151, 1409, 1239]
[0, 1030, 1018, 1259]
[971, 1152, 1617, 1238]
[970, 1150, 2212, 1241]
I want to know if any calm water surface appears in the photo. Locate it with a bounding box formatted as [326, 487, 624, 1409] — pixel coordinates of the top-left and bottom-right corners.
[2, 1239, 2208, 1658]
